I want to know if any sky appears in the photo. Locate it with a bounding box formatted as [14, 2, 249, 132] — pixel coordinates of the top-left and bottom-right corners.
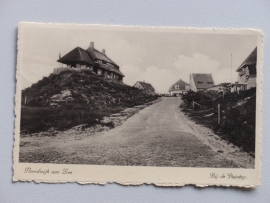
[19, 24, 257, 93]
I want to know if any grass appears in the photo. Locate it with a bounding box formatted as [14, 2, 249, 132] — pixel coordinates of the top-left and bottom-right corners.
[181, 88, 256, 154]
[20, 106, 118, 133]
[20, 70, 158, 134]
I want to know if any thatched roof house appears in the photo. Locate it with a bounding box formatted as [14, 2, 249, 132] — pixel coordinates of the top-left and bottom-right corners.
[190, 73, 215, 92]
[57, 42, 124, 82]
[168, 79, 190, 96]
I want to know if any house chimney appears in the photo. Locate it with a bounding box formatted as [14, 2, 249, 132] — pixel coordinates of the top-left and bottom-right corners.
[90, 41, 94, 48]
[102, 49, 106, 54]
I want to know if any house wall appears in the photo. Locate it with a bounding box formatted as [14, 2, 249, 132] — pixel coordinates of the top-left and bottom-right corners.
[237, 66, 256, 89]
[104, 71, 108, 78]
[76, 63, 81, 69]
[134, 82, 155, 95]
[53, 67, 86, 75]
[81, 65, 87, 69]
[170, 90, 185, 96]
[189, 75, 197, 92]
[109, 72, 114, 79]
[238, 68, 248, 84]
[134, 82, 143, 90]
[247, 76, 256, 89]
[114, 74, 119, 80]
[97, 68, 102, 75]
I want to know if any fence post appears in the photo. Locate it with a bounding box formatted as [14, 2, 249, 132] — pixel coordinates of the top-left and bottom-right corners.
[24, 96, 27, 105]
[218, 103, 220, 124]
[81, 111, 84, 123]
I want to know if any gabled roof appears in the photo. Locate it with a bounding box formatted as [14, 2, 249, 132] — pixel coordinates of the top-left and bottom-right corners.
[191, 73, 215, 89]
[169, 79, 189, 92]
[86, 47, 118, 67]
[57, 47, 94, 65]
[136, 81, 155, 92]
[236, 47, 257, 72]
[86, 45, 124, 76]
[57, 44, 125, 77]
[97, 62, 125, 77]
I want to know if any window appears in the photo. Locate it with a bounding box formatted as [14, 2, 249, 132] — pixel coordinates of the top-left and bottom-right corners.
[97, 69, 102, 75]
[76, 64, 81, 69]
[207, 82, 214, 84]
[239, 68, 246, 76]
[175, 85, 179, 89]
[197, 81, 203, 84]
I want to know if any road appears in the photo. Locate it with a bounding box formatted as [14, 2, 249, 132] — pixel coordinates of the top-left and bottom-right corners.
[20, 97, 240, 168]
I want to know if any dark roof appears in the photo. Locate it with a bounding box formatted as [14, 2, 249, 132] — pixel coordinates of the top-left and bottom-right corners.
[110, 67, 125, 77]
[219, 82, 231, 86]
[86, 47, 118, 66]
[57, 44, 124, 77]
[57, 47, 94, 65]
[168, 79, 189, 92]
[191, 73, 215, 89]
[237, 47, 257, 72]
[137, 82, 155, 92]
[97, 62, 125, 77]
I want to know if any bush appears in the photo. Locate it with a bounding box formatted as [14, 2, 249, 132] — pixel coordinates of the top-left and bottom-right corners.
[20, 106, 108, 133]
[20, 69, 158, 133]
[181, 89, 256, 153]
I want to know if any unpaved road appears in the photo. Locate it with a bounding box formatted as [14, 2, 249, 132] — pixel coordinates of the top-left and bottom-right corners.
[20, 97, 253, 168]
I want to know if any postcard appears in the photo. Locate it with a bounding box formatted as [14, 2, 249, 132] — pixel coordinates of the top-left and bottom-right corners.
[13, 22, 263, 187]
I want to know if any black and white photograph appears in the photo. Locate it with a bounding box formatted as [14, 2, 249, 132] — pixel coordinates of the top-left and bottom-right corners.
[13, 23, 262, 185]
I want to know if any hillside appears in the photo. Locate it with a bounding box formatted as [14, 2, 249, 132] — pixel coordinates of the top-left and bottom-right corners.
[180, 88, 256, 154]
[21, 69, 158, 133]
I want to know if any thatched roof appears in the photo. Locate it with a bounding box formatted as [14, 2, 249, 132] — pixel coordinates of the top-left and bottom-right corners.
[191, 73, 215, 89]
[57, 44, 124, 77]
[169, 79, 189, 92]
[87, 47, 118, 67]
[236, 47, 257, 72]
[97, 62, 125, 77]
[57, 47, 94, 65]
[110, 67, 125, 77]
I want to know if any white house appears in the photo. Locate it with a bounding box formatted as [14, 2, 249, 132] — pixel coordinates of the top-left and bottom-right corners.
[168, 79, 190, 96]
[235, 47, 257, 90]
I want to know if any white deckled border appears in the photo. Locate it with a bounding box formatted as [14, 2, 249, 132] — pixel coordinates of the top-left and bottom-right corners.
[13, 22, 264, 187]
